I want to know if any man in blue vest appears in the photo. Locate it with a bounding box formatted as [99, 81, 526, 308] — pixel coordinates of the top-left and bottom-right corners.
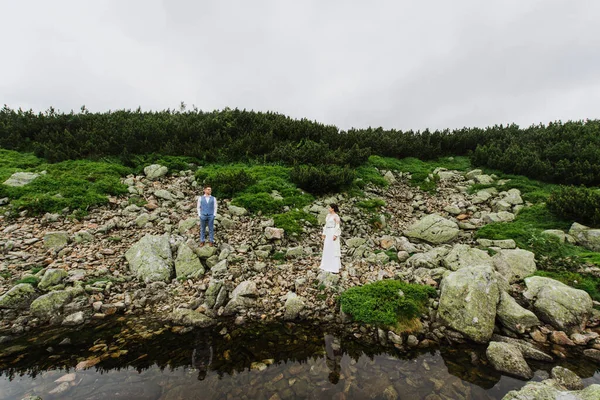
[197, 185, 218, 247]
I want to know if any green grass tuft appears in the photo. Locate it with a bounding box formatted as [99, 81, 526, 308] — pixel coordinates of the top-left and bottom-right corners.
[340, 279, 436, 326]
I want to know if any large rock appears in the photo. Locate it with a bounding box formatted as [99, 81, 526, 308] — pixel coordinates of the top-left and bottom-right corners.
[496, 292, 540, 334]
[38, 268, 68, 290]
[437, 265, 500, 343]
[0, 284, 38, 309]
[491, 334, 553, 362]
[551, 366, 583, 390]
[492, 249, 536, 283]
[404, 214, 459, 244]
[3, 172, 40, 187]
[144, 164, 168, 180]
[502, 189, 524, 205]
[524, 276, 593, 332]
[175, 243, 204, 278]
[486, 342, 533, 379]
[502, 382, 600, 400]
[125, 234, 174, 283]
[223, 281, 258, 315]
[204, 279, 226, 309]
[178, 217, 199, 234]
[154, 189, 174, 201]
[43, 231, 70, 249]
[406, 247, 449, 269]
[228, 205, 247, 216]
[265, 227, 284, 240]
[284, 292, 305, 320]
[443, 244, 493, 271]
[170, 309, 216, 328]
[483, 211, 515, 223]
[29, 290, 73, 320]
[569, 222, 600, 252]
[541, 229, 575, 244]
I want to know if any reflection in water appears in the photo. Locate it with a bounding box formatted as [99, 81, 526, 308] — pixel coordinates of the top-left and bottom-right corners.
[0, 319, 598, 400]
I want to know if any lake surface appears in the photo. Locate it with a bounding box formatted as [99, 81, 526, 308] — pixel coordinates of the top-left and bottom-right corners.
[1, 318, 599, 400]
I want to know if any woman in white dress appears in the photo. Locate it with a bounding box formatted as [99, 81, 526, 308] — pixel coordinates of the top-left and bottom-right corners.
[320, 204, 341, 273]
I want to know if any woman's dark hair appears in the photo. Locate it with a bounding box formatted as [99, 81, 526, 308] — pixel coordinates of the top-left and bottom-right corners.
[329, 203, 339, 213]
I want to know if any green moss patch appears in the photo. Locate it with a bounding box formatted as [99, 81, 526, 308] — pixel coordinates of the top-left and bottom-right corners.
[340, 280, 436, 326]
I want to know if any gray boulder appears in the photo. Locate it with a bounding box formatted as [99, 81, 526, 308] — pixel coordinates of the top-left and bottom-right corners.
[170, 308, 216, 328]
[483, 211, 515, 223]
[443, 244, 493, 271]
[486, 342, 532, 379]
[284, 292, 305, 320]
[228, 205, 247, 216]
[405, 214, 459, 244]
[437, 265, 500, 343]
[569, 222, 600, 252]
[29, 290, 73, 320]
[43, 231, 70, 249]
[492, 249, 536, 283]
[265, 227, 284, 240]
[144, 164, 168, 180]
[491, 334, 553, 362]
[406, 247, 449, 269]
[154, 189, 174, 201]
[496, 291, 540, 334]
[0, 284, 38, 309]
[541, 229, 575, 244]
[74, 230, 94, 243]
[524, 276, 593, 332]
[551, 366, 583, 390]
[38, 268, 68, 290]
[125, 234, 174, 283]
[204, 279, 226, 309]
[223, 281, 258, 315]
[502, 382, 600, 400]
[175, 243, 204, 278]
[178, 217, 198, 234]
[3, 171, 40, 187]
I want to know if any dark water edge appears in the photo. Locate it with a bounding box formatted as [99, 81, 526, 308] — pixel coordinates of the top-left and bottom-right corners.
[0, 318, 599, 400]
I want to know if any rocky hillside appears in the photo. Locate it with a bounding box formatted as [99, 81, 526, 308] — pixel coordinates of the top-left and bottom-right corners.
[2, 164, 600, 395]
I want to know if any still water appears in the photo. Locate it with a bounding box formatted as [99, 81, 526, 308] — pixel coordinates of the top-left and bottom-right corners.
[1, 318, 599, 400]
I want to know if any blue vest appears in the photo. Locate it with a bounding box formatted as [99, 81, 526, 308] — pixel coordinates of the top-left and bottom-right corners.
[201, 196, 215, 216]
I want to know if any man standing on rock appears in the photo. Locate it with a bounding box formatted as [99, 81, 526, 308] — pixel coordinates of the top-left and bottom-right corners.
[197, 185, 218, 247]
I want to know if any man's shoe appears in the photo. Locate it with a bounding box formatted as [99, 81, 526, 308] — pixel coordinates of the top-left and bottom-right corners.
[208, 242, 214, 247]
[199, 242, 205, 247]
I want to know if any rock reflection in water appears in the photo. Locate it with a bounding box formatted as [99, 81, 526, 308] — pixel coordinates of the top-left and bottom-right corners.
[0, 319, 599, 400]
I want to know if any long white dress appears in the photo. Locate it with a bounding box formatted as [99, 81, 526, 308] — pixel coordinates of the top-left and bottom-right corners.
[320, 213, 341, 273]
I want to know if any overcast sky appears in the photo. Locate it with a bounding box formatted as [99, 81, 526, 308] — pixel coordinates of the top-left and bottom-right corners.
[2, 0, 599, 131]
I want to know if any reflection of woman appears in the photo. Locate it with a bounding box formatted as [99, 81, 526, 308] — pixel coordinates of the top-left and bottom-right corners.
[320, 204, 341, 273]
[325, 334, 342, 384]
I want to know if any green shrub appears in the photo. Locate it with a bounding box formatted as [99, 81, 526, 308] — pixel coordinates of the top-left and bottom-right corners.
[547, 185, 600, 227]
[273, 210, 317, 235]
[233, 192, 283, 214]
[196, 168, 256, 198]
[340, 280, 436, 326]
[290, 165, 355, 195]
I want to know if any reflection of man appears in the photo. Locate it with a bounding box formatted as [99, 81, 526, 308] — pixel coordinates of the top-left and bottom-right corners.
[192, 334, 213, 381]
[325, 334, 342, 384]
[197, 185, 218, 247]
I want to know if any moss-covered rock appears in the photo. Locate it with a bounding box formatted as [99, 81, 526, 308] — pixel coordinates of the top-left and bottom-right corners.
[43, 231, 70, 249]
[496, 291, 540, 334]
[175, 243, 204, 278]
[38, 268, 67, 291]
[125, 234, 174, 283]
[29, 290, 73, 320]
[0, 283, 38, 309]
[524, 276, 593, 333]
[438, 265, 500, 343]
[404, 214, 459, 244]
[486, 341, 532, 379]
